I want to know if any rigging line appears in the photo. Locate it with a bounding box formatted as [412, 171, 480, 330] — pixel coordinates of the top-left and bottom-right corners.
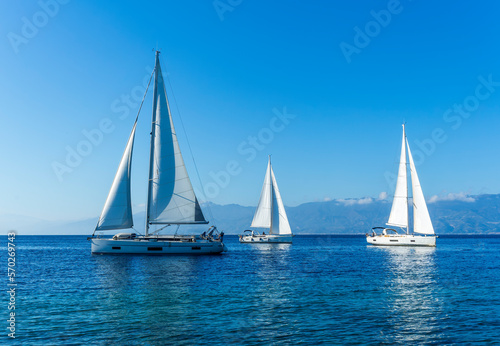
[135, 68, 155, 123]
[161, 58, 215, 224]
[131, 227, 144, 236]
[139, 67, 155, 230]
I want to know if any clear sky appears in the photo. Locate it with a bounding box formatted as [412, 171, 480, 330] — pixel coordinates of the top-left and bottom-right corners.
[1, 0, 500, 222]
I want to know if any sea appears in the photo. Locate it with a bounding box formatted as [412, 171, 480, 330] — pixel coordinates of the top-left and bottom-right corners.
[3, 235, 500, 345]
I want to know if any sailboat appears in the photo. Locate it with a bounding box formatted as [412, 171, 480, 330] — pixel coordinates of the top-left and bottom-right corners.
[89, 51, 226, 254]
[366, 124, 437, 246]
[239, 157, 293, 243]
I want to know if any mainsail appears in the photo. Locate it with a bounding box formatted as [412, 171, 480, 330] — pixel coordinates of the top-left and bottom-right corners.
[95, 120, 137, 231]
[146, 52, 207, 227]
[407, 140, 435, 235]
[387, 124, 409, 229]
[251, 157, 292, 235]
[270, 167, 292, 235]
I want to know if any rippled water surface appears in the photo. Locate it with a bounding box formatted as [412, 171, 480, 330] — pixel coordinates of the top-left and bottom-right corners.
[4, 235, 500, 344]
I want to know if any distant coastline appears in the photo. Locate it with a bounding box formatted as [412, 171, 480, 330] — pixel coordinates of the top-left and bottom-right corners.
[3, 193, 500, 235]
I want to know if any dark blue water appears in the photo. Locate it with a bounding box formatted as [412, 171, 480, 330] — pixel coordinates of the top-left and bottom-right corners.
[3, 235, 500, 344]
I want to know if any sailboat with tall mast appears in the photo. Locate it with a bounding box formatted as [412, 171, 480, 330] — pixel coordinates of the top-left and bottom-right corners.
[89, 51, 226, 254]
[366, 124, 437, 246]
[239, 156, 293, 243]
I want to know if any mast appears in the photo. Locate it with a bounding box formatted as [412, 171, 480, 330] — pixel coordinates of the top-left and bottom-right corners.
[268, 155, 274, 234]
[145, 51, 160, 236]
[403, 124, 409, 235]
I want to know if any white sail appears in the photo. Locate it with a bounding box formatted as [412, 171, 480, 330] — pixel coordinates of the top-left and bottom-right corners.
[270, 168, 292, 235]
[251, 158, 291, 235]
[251, 159, 272, 228]
[147, 54, 207, 225]
[406, 139, 435, 235]
[95, 121, 137, 231]
[387, 124, 409, 229]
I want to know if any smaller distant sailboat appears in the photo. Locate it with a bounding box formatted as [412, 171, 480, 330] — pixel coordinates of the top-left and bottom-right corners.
[367, 124, 437, 247]
[239, 157, 293, 243]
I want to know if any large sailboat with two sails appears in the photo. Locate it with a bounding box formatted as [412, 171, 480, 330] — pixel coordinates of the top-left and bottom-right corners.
[366, 124, 437, 247]
[89, 51, 226, 254]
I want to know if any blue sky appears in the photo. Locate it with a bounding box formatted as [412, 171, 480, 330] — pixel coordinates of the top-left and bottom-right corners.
[1, 0, 500, 222]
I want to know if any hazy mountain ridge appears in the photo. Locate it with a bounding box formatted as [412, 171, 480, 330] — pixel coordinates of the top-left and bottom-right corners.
[206, 194, 500, 234]
[2, 194, 500, 235]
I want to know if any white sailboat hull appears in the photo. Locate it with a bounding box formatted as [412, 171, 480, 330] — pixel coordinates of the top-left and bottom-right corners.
[239, 234, 293, 243]
[91, 238, 227, 254]
[366, 234, 436, 247]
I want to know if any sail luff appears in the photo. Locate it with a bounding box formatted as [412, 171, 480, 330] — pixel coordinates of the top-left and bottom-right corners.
[95, 120, 137, 231]
[269, 157, 275, 234]
[387, 124, 409, 229]
[406, 139, 435, 235]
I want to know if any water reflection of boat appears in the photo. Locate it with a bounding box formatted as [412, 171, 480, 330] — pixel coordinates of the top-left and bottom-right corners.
[372, 246, 442, 343]
[93, 255, 200, 330]
[240, 241, 293, 337]
[246, 243, 292, 252]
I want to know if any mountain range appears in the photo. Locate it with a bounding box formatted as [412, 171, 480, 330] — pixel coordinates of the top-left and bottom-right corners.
[2, 193, 500, 235]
